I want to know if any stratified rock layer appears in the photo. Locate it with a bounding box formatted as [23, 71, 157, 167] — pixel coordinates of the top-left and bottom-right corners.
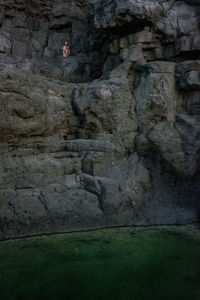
[0, 0, 199, 239]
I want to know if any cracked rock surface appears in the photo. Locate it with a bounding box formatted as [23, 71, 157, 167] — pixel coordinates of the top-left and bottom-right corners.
[0, 0, 200, 240]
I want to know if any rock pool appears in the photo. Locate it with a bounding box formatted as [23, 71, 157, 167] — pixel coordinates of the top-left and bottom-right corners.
[0, 225, 200, 300]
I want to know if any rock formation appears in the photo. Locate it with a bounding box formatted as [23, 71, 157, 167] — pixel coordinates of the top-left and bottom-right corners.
[0, 0, 199, 240]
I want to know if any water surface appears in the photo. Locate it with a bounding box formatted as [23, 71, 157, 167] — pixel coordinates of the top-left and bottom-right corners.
[0, 225, 200, 300]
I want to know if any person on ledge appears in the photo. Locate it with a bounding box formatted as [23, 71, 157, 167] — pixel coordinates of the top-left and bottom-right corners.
[62, 41, 70, 57]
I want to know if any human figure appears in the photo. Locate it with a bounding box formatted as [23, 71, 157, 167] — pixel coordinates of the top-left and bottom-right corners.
[62, 41, 70, 57]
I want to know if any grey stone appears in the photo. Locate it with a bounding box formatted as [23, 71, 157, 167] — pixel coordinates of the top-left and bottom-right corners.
[52, 3, 86, 20]
[0, 34, 12, 53]
[175, 36, 191, 55]
[109, 40, 120, 54]
[128, 45, 144, 62]
[184, 92, 200, 115]
[98, 176, 121, 214]
[12, 28, 29, 42]
[175, 114, 200, 176]
[147, 121, 185, 172]
[12, 41, 28, 57]
[80, 174, 101, 196]
[129, 29, 155, 44]
[134, 61, 177, 134]
[134, 134, 151, 156]
[0, 0, 199, 240]
[120, 48, 129, 60]
[177, 70, 200, 91]
[119, 37, 128, 48]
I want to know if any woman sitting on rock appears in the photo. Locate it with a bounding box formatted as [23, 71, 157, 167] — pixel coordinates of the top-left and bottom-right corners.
[62, 41, 70, 57]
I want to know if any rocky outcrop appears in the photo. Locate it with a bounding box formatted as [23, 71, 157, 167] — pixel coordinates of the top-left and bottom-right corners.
[0, 0, 199, 240]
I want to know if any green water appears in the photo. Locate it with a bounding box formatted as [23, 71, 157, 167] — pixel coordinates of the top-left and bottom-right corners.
[0, 225, 200, 300]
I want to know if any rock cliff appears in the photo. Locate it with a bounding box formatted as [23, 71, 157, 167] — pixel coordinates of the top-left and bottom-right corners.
[0, 0, 200, 240]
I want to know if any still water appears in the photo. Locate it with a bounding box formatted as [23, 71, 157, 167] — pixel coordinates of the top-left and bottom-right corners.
[0, 225, 200, 300]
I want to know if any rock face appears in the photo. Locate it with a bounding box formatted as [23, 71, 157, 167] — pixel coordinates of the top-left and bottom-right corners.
[0, 0, 199, 240]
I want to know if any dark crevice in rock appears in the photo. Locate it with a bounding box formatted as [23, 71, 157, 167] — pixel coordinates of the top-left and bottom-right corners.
[174, 51, 200, 62]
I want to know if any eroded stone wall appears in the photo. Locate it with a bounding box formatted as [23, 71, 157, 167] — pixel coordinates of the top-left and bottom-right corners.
[0, 0, 200, 240]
